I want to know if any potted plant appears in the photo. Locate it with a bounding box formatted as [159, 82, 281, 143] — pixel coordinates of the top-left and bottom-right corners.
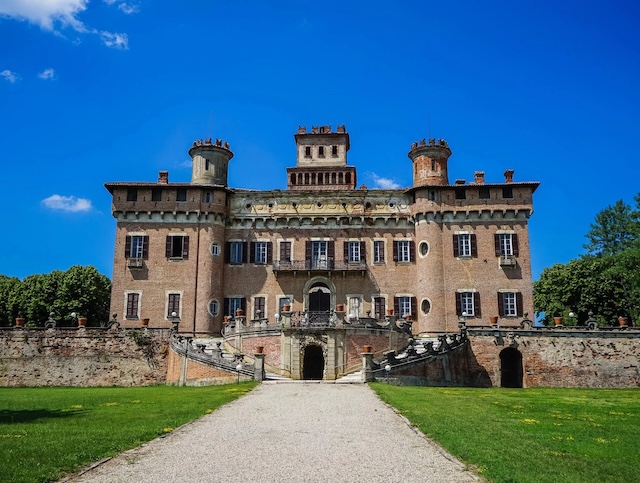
[363, 345, 372, 353]
[335, 304, 345, 312]
[15, 316, 25, 327]
[553, 316, 564, 327]
[142, 318, 150, 326]
[78, 316, 88, 327]
[490, 316, 499, 325]
[283, 304, 291, 312]
[618, 316, 629, 327]
[236, 308, 244, 317]
[255, 346, 264, 354]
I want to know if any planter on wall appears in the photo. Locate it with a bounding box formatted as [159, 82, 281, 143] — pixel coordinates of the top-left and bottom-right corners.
[618, 316, 629, 327]
[363, 345, 372, 353]
[236, 308, 244, 317]
[15, 317, 25, 327]
[554, 316, 564, 326]
[386, 309, 394, 316]
[490, 316, 499, 325]
[255, 346, 264, 354]
[142, 318, 150, 326]
[335, 304, 345, 312]
[283, 304, 291, 312]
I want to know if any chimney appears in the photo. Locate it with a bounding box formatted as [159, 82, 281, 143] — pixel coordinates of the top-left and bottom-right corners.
[158, 171, 169, 184]
[504, 169, 514, 184]
[474, 171, 485, 184]
[455, 179, 466, 185]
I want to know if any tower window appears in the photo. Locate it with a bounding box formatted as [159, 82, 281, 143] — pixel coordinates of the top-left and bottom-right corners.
[205, 159, 210, 170]
[126, 188, 137, 202]
[318, 146, 325, 157]
[176, 188, 187, 202]
[502, 186, 513, 198]
[455, 187, 466, 200]
[431, 160, 435, 170]
[151, 188, 162, 202]
[479, 187, 490, 199]
[332, 145, 338, 156]
[305, 146, 311, 157]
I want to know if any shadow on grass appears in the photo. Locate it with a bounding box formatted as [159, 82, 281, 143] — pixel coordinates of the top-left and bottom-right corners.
[0, 408, 82, 424]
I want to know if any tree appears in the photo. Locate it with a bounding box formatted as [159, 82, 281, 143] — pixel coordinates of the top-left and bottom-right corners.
[0, 266, 111, 327]
[584, 199, 639, 256]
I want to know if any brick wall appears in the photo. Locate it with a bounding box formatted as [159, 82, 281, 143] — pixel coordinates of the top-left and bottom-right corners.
[0, 328, 170, 387]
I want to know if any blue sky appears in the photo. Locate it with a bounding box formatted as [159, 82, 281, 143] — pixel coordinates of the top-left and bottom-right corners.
[1, 0, 639, 282]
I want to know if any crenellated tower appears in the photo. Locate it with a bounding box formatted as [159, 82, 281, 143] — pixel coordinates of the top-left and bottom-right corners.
[189, 138, 234, 186]
[408, 138, 452, 187]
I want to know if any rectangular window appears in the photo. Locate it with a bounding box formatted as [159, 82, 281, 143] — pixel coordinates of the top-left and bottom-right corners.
[502, 186, 513, 199]
[280, 241, 291, 262]
[394, 240, 412, 263]
[126, 188, 138, 202]
[167, 293, 180, 318]
[318, 146, 325, 157]
[128, 235, 145, 258]
[166, 235, 189, 259]
[229, 241, 245, 264]
[331, 145, 338, 156]
[312, 241, 328, 269]
[279, 296, 292, 314]
[305, 146, 311, 157]
[373, 296, 385, 320]
[253, 241, 268, 264]
[203, 191, 212, 203]
[478, 187, 490, 199]
[176, 188, 187, 202]
[456, 292, 481, 317]
[347, 296, 361, 319]
[397, 296, 412, 318]
[455, 187, 466, 200]
[151, 188, 162, 202]
[498, 292, 523, 317]
[346, 241, 361, 263]
[373, 240, 385, 263]
[253, 296, 265, 319]
[499, 234, 513, 256]
[224, 297, 246, 316]
[453, 234, 477, 257]
[205, 159, 210, 170]
[126, 293, 140, 319]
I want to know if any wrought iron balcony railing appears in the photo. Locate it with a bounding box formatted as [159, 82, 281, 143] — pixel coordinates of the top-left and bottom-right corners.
[273, 259, 367, 272]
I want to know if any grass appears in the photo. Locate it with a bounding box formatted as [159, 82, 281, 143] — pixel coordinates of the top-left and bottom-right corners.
[0, 383, 257, 483]
[370, 384, 640, 483]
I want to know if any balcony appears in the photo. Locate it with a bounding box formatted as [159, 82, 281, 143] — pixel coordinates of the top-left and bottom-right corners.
[127, 258, 144, 269]
[273, 258, 367, 275]
[499, 255, 517, 268]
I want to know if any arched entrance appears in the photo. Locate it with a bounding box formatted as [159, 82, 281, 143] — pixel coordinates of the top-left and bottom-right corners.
[500, 347, 523, 388]
[303, 276, 336, 312]
[303, 345, 324, 380]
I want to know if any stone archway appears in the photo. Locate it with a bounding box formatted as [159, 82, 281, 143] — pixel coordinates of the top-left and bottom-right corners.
[303, 345, 325, 380]
[500, 347, 523, 388]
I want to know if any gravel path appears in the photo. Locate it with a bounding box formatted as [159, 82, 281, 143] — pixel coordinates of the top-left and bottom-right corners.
[65, 383, 480, 483]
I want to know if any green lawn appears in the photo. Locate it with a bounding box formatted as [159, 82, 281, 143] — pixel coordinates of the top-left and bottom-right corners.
[370, 384, 640, 483]
[0, 383, 257, 483]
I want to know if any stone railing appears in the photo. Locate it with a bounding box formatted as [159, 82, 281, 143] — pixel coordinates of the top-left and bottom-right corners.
[272, 259, 367, 272]
[169, 335, 255, 377]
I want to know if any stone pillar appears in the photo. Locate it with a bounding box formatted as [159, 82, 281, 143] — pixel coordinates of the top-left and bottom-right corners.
[281, 310, 292, 328]
[254, 353, 265, 381]
[362, 352, 375, 382]
[326, 332, 337, 380]
[334, 309, 345, 327]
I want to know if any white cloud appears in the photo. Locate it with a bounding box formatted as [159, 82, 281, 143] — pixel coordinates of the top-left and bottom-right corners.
[38, 67, 55, 80]
[42, 194, 93, 213]
[1, 69, 18, 83]
[371, 174, 401, 189]
[100, 31, 128, 49]
[118, 3, 139, 15]
[0, 0, 129, 49]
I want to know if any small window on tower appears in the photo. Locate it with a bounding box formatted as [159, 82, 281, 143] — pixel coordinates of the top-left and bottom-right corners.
[455, 187, 466, 200]
[127, 188, 138, 202]
[176, 188, 187, 202]
[502, 186, 513, 199]
[151, 188, 162, 202]
[205, 159, 210, 170]
[332, 145, 338, 156]
[479, 187, 490, 199]
[305, 146, 311, 157]
[318, 146, 325, 157]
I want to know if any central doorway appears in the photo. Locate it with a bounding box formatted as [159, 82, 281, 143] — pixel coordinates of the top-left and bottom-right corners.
[309, 287, 330, 311]
[303, 345, 324, 380]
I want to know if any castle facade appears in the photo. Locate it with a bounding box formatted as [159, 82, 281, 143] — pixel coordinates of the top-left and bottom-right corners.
[106, 125, 538, 337]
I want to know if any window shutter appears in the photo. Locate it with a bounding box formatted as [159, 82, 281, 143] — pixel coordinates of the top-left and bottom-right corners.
[249, 242, 256, 263]
[411, 297, 417, 317]
[224, 298, 230, 316]
[513, 234, 519, 257]
[360, 241, 366, 262]
[182, 236, 189, 259]
[327, 241, 335, 261]
[453, 235, 459, 257]
[225, 242, 231, 263]
[393, 241, 398, 261]
[242, 242, 248, 264]
[471, 234, 477, 257]
[343, 241, 349, 262]
[125, 236, 131, 258]
[305, 241, 312, 268]
[394, 297, 399, 315]
[455, 293, 462, 316]
[165, 236, 172, 258]
[267, 242, 273, 263]
[516, 292, 524, 317]
[409, 241, 415, 262]
[474, 292, 481, 317]
[494, 234, 501, 256]
[498, 293, 504, 317]
[241, 298, 246, 312]
[142, 236, 149, 259]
